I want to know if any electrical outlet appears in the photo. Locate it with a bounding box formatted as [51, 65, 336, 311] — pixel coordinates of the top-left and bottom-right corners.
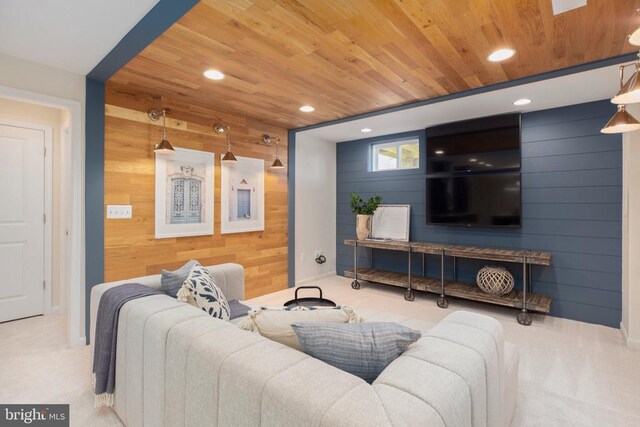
[107, 205, 132, 219]
[300, 252, 305, 262]
[314, 250, 322, 259]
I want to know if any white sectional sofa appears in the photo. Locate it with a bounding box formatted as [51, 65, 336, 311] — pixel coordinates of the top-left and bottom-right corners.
[90, 263, 519, 427]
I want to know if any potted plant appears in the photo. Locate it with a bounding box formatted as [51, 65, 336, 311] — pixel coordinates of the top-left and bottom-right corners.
[350, 193, 382, 241]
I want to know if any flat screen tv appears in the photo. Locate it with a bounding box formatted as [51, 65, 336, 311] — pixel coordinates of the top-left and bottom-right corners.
[426, 113, 522, 228]
[427, 113, 521, 174]
[427, 173, 521, 227]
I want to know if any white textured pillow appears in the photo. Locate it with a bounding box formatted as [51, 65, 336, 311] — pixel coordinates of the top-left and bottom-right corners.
[238, 306, 362, 350]
[183, 265, 230, 321]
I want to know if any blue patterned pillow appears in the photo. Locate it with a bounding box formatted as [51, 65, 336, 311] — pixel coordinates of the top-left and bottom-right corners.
[160, 260, 200, 298]
[291, 322, 421, 383]
[184, 265, 230, 321]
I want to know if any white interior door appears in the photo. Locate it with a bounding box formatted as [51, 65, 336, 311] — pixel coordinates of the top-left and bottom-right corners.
[0, 124, 45, 322]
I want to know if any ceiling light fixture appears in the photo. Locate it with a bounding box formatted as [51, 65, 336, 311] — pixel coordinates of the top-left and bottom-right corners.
[361, 128, 372, 133]
[487, 48, 516, 62]
[602, 12, 640, 134]
[299, 105, 315, 113]
[469, 158, 477, 162]
[435, 150, 444, 155]
[215, 123, 237, 162]
[203, 69, 225, 80]
[262, 134, 285, 169]
[612, 60, 640, 105]
[601, 105, 640, 134]
[148, 109, 175, 154]
[630, 28, 640, 46]
[513, 98, 532, 106]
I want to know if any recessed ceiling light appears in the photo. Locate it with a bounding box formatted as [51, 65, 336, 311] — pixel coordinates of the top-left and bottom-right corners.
[435, 150, 444, 155]
[469, 158, 477, 162]
[479, 162, 486, 165]
[487, 48, 516, 62]
[361, 128, 372, 133]
[300, 105, 315, 113]
[485, 163, 493, 167]
[513, 98, 532, 106]
[203, 69, 225, 80]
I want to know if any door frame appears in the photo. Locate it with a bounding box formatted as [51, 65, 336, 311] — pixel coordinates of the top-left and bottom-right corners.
[0, 84, 84, 348]
[0, 119, 53, 315]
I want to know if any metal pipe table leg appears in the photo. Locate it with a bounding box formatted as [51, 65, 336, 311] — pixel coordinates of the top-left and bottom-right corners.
[452, 256, 457, 281]
[404, 248, 415, 301]
[351, 242, 360, 290]
[437, 248, 449, 308]
[517, 255, 532, 325]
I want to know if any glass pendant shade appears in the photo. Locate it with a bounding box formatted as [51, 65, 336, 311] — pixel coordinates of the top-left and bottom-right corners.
[155, 138, 175, 154]
[271, 157, 284, 168]
[612, 66, 640, 105]
[601, 105, 640, 134]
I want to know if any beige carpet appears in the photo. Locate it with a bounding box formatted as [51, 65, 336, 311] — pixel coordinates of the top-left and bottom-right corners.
[1, 275, 639, 426]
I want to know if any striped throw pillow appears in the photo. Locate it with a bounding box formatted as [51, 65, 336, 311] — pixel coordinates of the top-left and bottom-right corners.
[291, 322, 421, 383]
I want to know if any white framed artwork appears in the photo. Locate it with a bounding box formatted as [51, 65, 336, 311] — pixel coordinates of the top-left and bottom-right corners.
[371, 204, 411, 241]
[155, 147, 214, 238]
[221, 155, 265, 234]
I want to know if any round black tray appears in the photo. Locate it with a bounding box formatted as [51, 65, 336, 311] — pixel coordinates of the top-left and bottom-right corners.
[284, 286, 336, 308]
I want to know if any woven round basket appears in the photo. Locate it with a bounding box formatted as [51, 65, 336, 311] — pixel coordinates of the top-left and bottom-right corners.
[476, 266, 514, 295]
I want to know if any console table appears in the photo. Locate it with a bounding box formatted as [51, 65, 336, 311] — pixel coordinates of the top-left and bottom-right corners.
[344, 239, 552, 325]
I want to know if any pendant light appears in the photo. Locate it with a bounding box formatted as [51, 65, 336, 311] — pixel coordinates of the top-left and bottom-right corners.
[215, 123, 237, 162]
[602, 9, 640, 134]
[148, 109, 175, 154]
[601, 105, 640, 134]
[262, 134, 285, 169]
[612, 61, 640, 105]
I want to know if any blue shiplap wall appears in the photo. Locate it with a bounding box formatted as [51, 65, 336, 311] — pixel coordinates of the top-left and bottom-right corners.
[336, 100, 622, 327]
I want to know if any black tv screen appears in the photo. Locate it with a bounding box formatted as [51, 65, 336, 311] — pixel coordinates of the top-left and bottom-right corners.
[427, 114, 521, 174]
[427, 173, 521, 227]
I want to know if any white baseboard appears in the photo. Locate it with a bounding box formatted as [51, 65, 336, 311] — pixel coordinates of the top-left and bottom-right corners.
[295, 271, 337, 287]
[69, 335, 87, 348]
[620, 322, 640, 349]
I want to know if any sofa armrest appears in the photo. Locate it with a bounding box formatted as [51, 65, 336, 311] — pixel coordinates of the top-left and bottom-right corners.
[89, 263, 245, 344]
[205, 263, 245, 301]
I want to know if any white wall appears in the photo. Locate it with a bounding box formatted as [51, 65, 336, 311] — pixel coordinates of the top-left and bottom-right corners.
[0, 53, 85, 102]
[295, 134, 337, 284]
[0, 53, 85, 345]
[622, 104, 640, 348]
[0, 98, 65, 311]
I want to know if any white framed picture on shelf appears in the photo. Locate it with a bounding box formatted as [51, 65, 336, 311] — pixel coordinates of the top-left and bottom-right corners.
[221, 155, 265, 234]
[155, 147, 214, 238]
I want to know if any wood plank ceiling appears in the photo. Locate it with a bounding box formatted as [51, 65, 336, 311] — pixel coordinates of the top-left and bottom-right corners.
[109, 0, 640, 129]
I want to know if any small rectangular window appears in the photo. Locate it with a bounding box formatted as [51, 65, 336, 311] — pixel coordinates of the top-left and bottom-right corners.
[371, 139, 419, 171]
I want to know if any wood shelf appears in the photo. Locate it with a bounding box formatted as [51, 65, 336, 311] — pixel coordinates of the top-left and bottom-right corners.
[344, 267, 552, 314]
[344, 239, 552, 266]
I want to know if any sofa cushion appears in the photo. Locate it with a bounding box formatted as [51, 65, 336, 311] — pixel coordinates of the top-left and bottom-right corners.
[238, 305, 361, 350]
[160, 260, 200, 298]
[185, 265, 231, 321]
[291, 322, 421, 383]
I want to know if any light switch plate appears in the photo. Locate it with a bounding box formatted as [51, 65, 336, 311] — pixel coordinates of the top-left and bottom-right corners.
[107, 204, 132, 219]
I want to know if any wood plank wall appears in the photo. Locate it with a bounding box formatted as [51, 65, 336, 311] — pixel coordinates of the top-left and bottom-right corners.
[104, 82, 288, 298]
[336, 100, 622, 327]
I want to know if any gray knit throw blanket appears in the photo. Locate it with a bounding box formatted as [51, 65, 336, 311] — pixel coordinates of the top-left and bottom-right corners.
[92, 283, 161, 407]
